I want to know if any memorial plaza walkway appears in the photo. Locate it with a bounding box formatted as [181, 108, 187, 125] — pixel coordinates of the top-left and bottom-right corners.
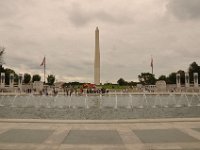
[0, 118, 200, 150]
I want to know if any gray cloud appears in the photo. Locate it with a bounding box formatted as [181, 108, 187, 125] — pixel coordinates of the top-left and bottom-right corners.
[0, 22, 23, 30]
[1, 0, 200, 83]
[167, 0, 200, 20]
[67, 2, 133, 27]
[0, 0, 18, 18]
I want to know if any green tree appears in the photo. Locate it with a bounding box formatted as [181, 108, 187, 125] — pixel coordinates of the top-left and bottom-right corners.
[128, 81, 137, 86]
[0, 46, 5, 66]
[188, 62, 200, 83]
[104, 82, 112, 86]
[117, 78, 128, 86]
[138, 72, 156, 85]
[32, 74, 41, 82]
[0, 47, 5, 74]
[4, 68, 17, 85]
[23, 73, 31, 84]
[47, 74, 55, 85]
[166, 72, 176, 84]
[14, 74, 19, 83]
[158, 75, 167, 81]
[0, 65, 5, 78]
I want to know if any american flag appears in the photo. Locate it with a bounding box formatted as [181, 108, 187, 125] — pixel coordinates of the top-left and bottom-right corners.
[151, 57, 153, 68]
[40, 57, 46, 66]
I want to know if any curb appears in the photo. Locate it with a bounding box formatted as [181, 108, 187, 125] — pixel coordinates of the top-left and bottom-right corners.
[0, 118, 200, 124]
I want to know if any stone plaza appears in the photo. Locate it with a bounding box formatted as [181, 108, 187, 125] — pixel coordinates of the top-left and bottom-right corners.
[0, 118, 199, 150]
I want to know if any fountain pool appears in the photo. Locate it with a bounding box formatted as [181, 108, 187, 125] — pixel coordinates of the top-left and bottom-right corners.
[0, 93, 200, 119]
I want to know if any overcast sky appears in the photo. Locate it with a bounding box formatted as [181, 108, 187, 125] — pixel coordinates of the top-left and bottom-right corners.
[0, 0, 200, 83]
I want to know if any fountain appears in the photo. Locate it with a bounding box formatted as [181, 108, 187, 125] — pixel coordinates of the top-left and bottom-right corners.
[1, 93, 200, 109]
[0, 93, 200, 119]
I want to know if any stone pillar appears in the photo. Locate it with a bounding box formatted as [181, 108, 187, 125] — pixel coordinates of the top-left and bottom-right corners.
[185, 72, 190, 88]
[10, 73, 14, 88]
[18, 74, 23, 90]
[194, 73, 198, 88]
[1, 73, 5, 88]
[176, 73, 181, 88]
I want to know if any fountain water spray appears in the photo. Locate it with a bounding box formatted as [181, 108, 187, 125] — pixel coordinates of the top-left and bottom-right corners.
[195, 93, 200, 106]
[184, 94, 191, 107]
[1, 92, 200, 109]
[85, 94, 89, 109]
[0, 95, 4, 107]
[69, 95, 72, 108]
[11, 94, 18, 107]
[114, 94, 118, 109]
[143, 93, 148, 107]
[127, 94, 132, 109]
[99, 94, 102, 109]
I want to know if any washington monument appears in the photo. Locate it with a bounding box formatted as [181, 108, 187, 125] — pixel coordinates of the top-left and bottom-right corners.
[94, 27, 100, 85]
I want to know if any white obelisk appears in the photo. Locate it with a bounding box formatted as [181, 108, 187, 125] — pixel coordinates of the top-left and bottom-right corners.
[94, 27, 100, 85]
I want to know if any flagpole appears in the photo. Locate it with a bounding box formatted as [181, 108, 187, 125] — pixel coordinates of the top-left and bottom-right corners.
[151, 56, 153, 75]
[44, 56, 46, 83]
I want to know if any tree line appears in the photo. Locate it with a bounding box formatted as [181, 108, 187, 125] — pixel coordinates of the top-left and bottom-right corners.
[117, 62, 200, 86]
[0, 46, 55, 85]
[0, 66, 56, 85]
